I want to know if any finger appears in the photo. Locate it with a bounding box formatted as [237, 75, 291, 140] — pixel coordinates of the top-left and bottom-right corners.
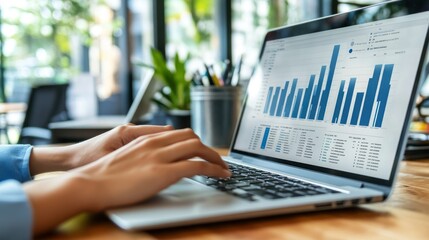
[135, 128, 199, 148]
[119, 124, 174, 143]
[166, 160, 232, 180]
[150, 138, 229, 169]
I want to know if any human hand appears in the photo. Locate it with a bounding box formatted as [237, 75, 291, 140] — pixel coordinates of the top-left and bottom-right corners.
[67, 124, 175, 169]
[29, 124, 173, 175]
[25, 128, 231, 234]
[75, 128, 231, 210]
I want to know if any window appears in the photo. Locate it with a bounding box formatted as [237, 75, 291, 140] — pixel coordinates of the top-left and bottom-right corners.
[128, 0, 156, 96]
[165, 0, 217, 64]
[336, 0, 385, 13]
[2, 0, 327, 117]
[2, 0, 82, 102]
[1, 0, 125, 115]
[232, 0, 321, 84]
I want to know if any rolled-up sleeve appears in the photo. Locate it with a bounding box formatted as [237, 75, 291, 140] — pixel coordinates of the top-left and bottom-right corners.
[0, 180, 32, 240]
[0, 145, 33, 182]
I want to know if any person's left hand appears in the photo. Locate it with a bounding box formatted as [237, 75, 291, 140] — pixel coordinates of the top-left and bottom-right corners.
[67, 124, 174, 169]
[29, 124, 173, 175]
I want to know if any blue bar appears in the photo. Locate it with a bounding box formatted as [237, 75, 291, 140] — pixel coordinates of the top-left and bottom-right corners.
[373, 102, 381, 128]
[269, 87, 281, 116]
[308, 66, 326, 120]
[283, 79, 297, 118]
[261, 127, 271, 149]
[332, 80, 345, 124]
[264, 87, 273, 114]
[276, 81, 290, 117]
[299, 75, 316, 119]
[291, 89, 304, 119]
[374, 64, 394, 127]
[360, 64, 382, 126]
[340, 78, 356, 124]
[351, 92, 364, 125]
[317, 45, 340, 121]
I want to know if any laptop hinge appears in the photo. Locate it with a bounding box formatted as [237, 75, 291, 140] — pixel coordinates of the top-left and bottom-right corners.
[229, 152, 243, 159]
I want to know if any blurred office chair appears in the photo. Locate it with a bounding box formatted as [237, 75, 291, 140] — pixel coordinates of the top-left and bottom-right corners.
[18, 83, 69, 145]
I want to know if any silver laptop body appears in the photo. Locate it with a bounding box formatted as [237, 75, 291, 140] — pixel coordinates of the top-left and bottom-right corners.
[108, 0, 429, 230]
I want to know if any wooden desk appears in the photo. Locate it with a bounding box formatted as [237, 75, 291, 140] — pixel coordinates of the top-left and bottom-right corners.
[41, 153, 429, 239]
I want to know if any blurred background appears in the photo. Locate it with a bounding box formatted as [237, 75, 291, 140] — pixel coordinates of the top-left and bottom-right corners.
[0, 0, 392, 143]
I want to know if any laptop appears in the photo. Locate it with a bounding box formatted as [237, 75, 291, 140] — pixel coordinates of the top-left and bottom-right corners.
[107, 0, 429, 230]
[49, 69, 159, 142]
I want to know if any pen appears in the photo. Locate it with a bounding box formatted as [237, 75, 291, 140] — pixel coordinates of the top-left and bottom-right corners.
[204, 64, 215, 86]
[192, 72, 203, 86]
[222, 59, 232, 85]
[231, 54, 243, 86]
[209, 65, 223, 86]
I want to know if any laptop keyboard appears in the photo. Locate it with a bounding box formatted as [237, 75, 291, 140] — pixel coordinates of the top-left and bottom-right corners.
[192, 162, 340, 201]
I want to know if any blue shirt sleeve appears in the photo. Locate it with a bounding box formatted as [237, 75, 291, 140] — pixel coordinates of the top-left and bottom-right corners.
[0, 180, 33, 240]
[0, 145, 33, 182]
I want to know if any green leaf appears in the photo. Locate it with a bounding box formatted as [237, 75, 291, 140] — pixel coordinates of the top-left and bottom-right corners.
[152, 97, 171, 111]
[150, 48, 180, 105]
[150, 49, 175, 87]
[174, 52, 188, 108]
[159, 87, 173, 102]
[136, 48, 192, 110]
[133, 61, 155, 69]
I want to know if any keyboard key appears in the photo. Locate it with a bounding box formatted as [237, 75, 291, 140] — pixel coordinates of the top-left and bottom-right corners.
[231, 182, 251, 187]
[231, 189, 254, 200]
[247, 179, 264, 184]
[246, 189, 267, 196]
[261, 193, 282, 200]
[277, 192, 294, 198]
[241, 185, 262, 191]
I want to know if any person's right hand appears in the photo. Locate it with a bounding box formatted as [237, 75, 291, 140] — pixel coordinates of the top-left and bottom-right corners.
[75, 128, 231, 211]
[25, 128, 231, 235]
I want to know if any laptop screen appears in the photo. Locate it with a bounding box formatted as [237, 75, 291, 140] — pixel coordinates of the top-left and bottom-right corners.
[232, 0, 429, 185]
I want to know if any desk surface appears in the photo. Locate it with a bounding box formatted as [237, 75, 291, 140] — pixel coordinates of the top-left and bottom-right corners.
[42, 150, 429, 239]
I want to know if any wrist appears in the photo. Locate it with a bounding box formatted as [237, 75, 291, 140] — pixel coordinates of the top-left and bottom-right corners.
[23, 172, 97, 234]
[63, 173, 97, 212]
[68, 172, 102, 212]
[30, 146, 76, 175]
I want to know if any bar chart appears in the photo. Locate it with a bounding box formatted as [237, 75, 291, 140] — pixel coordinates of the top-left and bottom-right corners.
[262, 45, 394, 128]
[332, 64, 393, 127]
[234, 11, 429, 179]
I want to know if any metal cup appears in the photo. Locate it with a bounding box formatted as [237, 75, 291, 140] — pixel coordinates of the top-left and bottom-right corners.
[191, 86, 242, 147]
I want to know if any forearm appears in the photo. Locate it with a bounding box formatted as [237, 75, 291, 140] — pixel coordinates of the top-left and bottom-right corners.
[23, 173, 95, 235]
[29, 146, 76, 175]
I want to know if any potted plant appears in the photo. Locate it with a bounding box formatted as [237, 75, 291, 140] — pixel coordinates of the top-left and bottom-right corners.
[136, 48, 191, 128]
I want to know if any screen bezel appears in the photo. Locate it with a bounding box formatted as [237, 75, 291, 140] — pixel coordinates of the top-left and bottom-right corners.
[230, 0, 429, 187]
[125, 69, 159, 124]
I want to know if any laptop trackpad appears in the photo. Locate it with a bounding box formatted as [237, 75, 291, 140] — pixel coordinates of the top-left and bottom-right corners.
[111, 178, 243, 213]
[107, 179, 248, 230]
[158, 178, 234, 203]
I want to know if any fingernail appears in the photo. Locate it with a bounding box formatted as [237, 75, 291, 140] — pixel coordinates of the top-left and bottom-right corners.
[223, 169, 232, 177]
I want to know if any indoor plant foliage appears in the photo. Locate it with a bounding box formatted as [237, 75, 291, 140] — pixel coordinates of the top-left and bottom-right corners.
[138, 48, 191, 111]
[136, 48, 191, 128]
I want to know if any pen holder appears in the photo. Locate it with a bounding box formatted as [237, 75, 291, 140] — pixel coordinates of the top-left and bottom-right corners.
[191, 86, 242, 148]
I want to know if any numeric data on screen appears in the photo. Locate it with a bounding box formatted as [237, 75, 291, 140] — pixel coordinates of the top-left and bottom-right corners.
[235, 12, 429, 180]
